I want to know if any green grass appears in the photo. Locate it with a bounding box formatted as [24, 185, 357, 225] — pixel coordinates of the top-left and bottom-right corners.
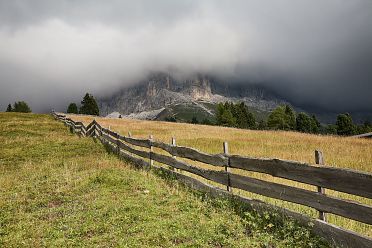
[162, 102, 270, 123]
[72, 114, 372, 236]
[0, 113, 328, 247]
[170, 103, 216, 123]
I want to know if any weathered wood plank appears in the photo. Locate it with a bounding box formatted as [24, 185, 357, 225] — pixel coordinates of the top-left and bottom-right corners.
[95, 126, 103, 136]
[117, 150, 150, 169]
[86, 125, 96, 136]
[152, 141, 228, 166]
[117, 140, 151, 159]
[74, 121, 84, 126]
[104, 128, 120, 139]
[101, 127, 109, 134]
[153, 166, 372, 248]
[151, 152, 228, 185]
[85, 120, 95, 130]
[94, 121, 102, 130]
[102, 132, 117, 144]
[150, 149, 372, 224]
[229, 155, 372, 199]
[117, 134, 151, 148]
[229, 173, 372, 224]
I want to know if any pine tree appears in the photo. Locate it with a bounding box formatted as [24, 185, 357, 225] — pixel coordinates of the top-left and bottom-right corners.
[310, 115, 320, 133]
[6, 103, 12, 112]
[221, 109, 236, 127]
[79, 93, 99, 116]
[296, 112, 312, 133]
[284, 105, 296, 130]
[13, 101, 31, 113]
[336, 113, 355, 135]
[268, 105, 296, 130]
[216, 103, 225, 125]
[267, 106, 287, 130]
[67, 103, 78, 114]
[217, 103, 235, 126]
[217, 102, 255, 129]
[235, 102, 255, 129]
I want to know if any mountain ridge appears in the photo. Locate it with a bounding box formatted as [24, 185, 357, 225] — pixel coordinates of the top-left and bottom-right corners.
[98, 73, 287, 121]
[98, 73, 371, 124]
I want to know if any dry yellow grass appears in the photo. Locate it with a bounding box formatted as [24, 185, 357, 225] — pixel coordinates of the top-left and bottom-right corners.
[67, 114, 372, 237]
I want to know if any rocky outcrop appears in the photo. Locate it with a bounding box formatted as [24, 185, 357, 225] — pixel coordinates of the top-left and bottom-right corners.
[99, 73, 286, 118]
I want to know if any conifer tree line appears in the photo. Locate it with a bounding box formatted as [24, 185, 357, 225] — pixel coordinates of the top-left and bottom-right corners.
[66, 93, 99, 116]
[211, 102, 372, 136]
[5, 101, 32, 113]
[216, 102, 256, 129]
[266, 105, 372, 135]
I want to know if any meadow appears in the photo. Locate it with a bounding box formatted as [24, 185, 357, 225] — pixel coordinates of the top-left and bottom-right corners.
[68, 114, 372, 237]
[0, 112, 328, 247]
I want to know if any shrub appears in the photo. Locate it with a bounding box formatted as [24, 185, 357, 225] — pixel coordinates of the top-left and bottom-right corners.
[13, 101, 32, 113]
[67, 103, 78, 114]
[336, 113, 355, 135]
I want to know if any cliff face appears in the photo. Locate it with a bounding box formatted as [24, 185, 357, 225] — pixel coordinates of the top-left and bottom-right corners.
[99, 73, 286, 118]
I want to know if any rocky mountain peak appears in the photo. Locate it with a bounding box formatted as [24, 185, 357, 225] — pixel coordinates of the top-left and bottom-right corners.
[185, 77, 212, 100]
[98, 72, 285, 118]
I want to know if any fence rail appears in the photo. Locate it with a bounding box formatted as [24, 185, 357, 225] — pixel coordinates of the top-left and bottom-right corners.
[52, 112, 372, 248]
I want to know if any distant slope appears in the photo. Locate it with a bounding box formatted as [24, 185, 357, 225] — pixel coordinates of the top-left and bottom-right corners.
[155, 101, 269, 123]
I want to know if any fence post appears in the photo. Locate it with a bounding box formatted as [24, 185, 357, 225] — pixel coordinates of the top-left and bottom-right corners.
[81, 124, 85, 137]
[223, 141, 232, 192]
[90, 120, 95, 137]
[171, 137, 176, 172]
[128, 131, 132, 137]
[315, 150, 327, 221]
[116, 139, 120, 155]
[149, 135, 154, 167]
[93, 119, 97, 137]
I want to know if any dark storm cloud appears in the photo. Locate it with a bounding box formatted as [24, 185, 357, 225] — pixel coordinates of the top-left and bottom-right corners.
[0, 0, 371, 112]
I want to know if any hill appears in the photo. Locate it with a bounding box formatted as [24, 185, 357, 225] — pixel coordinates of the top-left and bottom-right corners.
[68, 113, 372, 239]
[0, 112, 327, 247]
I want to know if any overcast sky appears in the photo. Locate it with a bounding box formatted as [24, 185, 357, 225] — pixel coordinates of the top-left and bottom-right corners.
[0, 0, 371, 113]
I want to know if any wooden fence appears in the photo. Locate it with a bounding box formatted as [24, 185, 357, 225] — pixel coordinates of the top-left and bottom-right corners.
[52, 112, 372, 248]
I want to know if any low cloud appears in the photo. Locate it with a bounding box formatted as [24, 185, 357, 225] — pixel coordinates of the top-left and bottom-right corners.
[0, 0, 371, 112]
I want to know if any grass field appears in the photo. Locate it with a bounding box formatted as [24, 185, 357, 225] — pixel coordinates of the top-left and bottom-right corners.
[67, 114, 372, 237]
[0, 112, 328, 247]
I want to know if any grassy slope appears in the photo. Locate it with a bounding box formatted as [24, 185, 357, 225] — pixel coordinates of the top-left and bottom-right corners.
[159, 102, 269, 123]
[68, 114, 372, 237]
[0, 113, 327, 247]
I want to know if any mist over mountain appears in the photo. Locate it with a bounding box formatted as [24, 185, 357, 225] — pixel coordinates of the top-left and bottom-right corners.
[98, 73, 372, 124]
[0, 1, 371, 116]
[99, 73, 284, 115]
